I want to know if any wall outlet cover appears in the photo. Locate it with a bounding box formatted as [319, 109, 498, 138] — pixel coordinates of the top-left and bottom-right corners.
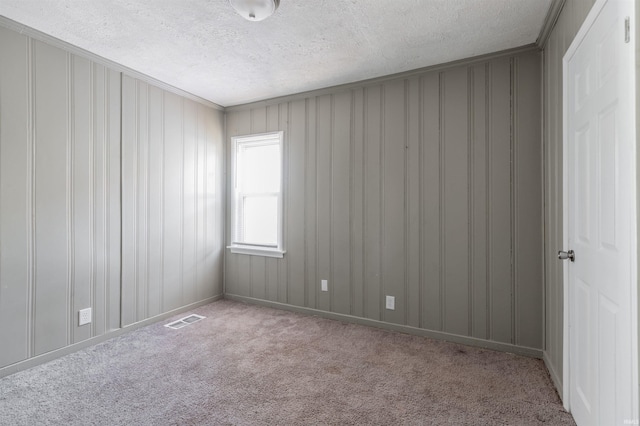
[321, 279, 328, 292]
[385, 295, 395, 310]
[79, 308, 92, 326]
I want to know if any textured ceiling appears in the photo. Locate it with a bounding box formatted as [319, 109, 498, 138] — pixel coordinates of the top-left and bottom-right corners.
[0, 0, 552, 106]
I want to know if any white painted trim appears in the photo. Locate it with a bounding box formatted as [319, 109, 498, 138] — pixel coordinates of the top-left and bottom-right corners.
[562, 0, 639, 416]
[562, 42, 571, 410]
[227, 246, 285, 258]
[629, 7, 640, 422]
[229, 131, 285, 256]
[0, 15, 223, 111]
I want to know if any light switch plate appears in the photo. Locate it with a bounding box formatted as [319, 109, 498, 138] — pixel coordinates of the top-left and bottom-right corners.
[385, 295, 395, 310]
[321, 279, 328, 292]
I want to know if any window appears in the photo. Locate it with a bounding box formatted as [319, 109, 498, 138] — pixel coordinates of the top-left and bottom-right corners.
[229, 131, 285, 258]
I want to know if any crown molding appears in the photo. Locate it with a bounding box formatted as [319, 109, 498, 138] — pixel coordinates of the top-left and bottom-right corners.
[536, 0, 567, 49]
[225, 43, 540, 112]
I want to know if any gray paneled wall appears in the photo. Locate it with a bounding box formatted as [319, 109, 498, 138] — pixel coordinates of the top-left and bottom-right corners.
[0, 22, 225, 373]
[225, 48, 543, 350]
[0, 27, 121, 367]
[121, 76, 224, 326]
[541, 0, 596, 393]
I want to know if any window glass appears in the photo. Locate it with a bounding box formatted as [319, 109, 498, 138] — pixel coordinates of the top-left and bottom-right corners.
[240, 143, 280, 194]
[242, 195, 278, 245]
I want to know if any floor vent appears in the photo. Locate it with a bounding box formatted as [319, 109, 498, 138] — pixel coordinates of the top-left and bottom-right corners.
[164, 314, 205, 330]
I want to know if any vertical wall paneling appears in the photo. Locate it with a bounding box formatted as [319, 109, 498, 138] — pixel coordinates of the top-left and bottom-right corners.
[147, 85, 164, 318]
[207, 104, 224, 299]
[0, 27, 123, 369]
[121, 76, 224, 327]
[92, 64, 103, 336]
[182, 100, 198, 306]
[105, 68, 122, 334]
[316, 95, 332, 312]
[488, 57, 513, 344]
[364, 86, 383, 321]
[162, 92, 184, 312]
[288, 99, 306, 307]
[33, 40, 70, 355]
[515, 52, 543, 349]
[332, 92, 351, 315]
[0, 22, 222, 372]
[422, 72, 443, 331]
[71, 55, 91, 344]
[471, 64, 488, 340]
[223, 111, 237, 296]
[249, 237, 267, 299]
[382, 80, 406, 325]
[406, 77, 421, 329]
[224, 48, 543, 351]
[305, 99, 318, 309]
[94, 66, 122, 336]
[138, 81, 150, 320]
[196, 104, 208, 301]
[442, 67, 470, 336]
[0, 27, 30, 366]
[121, 76, 137, 326]
[351, 89, 365, 318]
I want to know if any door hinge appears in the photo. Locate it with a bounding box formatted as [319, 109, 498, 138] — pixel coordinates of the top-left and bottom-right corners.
[625, 17, 630, 43]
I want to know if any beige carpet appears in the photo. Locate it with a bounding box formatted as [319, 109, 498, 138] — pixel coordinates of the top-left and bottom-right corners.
[0, 300, 574, 425]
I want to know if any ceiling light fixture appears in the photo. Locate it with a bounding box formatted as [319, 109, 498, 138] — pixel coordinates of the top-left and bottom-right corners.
[229, 0, 280, 22]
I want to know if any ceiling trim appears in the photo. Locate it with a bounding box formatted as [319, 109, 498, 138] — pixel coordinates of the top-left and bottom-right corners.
[226, 43, 540, 112]
[0, 15, 224, 110]
[536, 0, 567, 49]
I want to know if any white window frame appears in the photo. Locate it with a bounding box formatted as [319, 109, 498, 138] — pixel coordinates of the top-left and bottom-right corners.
[228, 131, 285, 258]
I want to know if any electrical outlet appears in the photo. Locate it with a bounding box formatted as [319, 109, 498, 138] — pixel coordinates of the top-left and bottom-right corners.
[321, 279, 328, 292]
[385, 295, 395, 310]
[79, 308, 92, 326]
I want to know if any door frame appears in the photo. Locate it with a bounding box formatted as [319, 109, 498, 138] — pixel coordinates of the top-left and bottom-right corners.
[562, 0, 639, 417]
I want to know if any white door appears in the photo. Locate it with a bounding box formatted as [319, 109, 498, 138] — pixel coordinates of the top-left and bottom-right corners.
[563, 0, 637, 425]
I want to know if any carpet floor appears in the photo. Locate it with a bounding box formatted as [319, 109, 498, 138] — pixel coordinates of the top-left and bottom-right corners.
[0, 300, 574, 425]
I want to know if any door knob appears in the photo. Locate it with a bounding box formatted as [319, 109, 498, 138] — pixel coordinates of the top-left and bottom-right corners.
[558, 250, 575, 262]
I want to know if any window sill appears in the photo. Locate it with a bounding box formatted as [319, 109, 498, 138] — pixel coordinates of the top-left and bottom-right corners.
[227, 246, 286, 258]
